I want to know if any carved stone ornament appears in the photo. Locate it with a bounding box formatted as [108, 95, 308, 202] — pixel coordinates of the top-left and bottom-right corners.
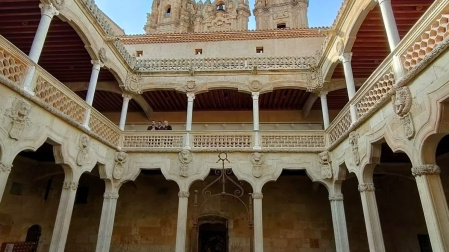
[125, 72, 142, 94]
[336, 38, 344, 56]
[349, 131, 360, 166]
[306, 62, 323, 92]
[329, 193, 343, 201]
[76, 134, 90, 166]
[401, 113, 415, 139]
[318, 151, 332, 180]
[411, 165, 441, 177]
[250, 152, 265, 178]
[178, 149, 193, 178]
[104, 192, 119, 199]
[63, 181, 78, 190]
[50, 0, 65, 10]
[248, 80, 262, 92]
[0, 163, 12, 173]
[252, 192, 263, 199]
[98, 47, 107, 64]
[184, 81, 196, 92]
[392, 86, 412, 117]
[358, 183, 375, 192]
[6, 98, 31, 140]
[113, 152, 128, 180]
[178, 191, 190, 198]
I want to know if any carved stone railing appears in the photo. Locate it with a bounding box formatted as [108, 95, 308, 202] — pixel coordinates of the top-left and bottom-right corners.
[0, 38, 30, 87]
[261, 131, 326, 150]
[89, 110, 121, 146]
[192, 132, 253, 149]
[121, 131, 184, 149]
[327, 109, 352, 146]
[135, 56, 316, 72]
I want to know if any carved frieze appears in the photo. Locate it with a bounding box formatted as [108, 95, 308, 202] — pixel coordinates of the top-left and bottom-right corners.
[250, 152, 265, 178]
[76, 134, 91, 167]
[349, 131, 360, 166]
[178, 149, 193, 178]
[113, 152, 128, 180]
[411, 165, 441, 177]
[125, 72, 142, 94]
[6, 98, 31, 140]
[318, 151, 332, 180]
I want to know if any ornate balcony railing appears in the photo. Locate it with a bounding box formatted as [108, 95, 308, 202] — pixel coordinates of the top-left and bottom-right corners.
[135, 56, 316, 72]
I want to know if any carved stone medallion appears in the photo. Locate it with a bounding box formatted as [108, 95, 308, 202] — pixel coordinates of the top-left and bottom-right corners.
[250, 152, 265, 178]
[178, 149, 193, 177]
[349, 131, 360, 165]
[185, 81, 196, 92]
[6, 98, 31, 140]
[249, 80, 262, 92]
[76, 134, 90, 166]
[113, 152, 128, 180]
[318, 151, 332, 179]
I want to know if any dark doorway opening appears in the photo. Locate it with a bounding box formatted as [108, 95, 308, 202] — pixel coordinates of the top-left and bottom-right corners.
[25, 225, 41, 252]
[198, 217, 228, 252]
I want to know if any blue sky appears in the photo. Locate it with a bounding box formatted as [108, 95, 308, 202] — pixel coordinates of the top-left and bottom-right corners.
[95, 0, 343, 35]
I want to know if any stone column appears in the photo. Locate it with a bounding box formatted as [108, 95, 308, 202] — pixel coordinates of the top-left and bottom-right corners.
[83, 60, 104, 128]
[252, 192, 264, 252]
[339, 53, 358, 124]
[0, 163, 12, 203]
[412, 165, 449, 250]
[185, 92, 195, 149]
[49, 181, 79, 252]
[320, 92, 330, 129]
[376, 0, 400, 51]
[95, 189, 119, 252]
[329, 193, 350, 252]
[175, 191, 190, 252]
[358, 183, 386, 252]
[118, 94, 132, 131]
[29, 4, 59, 63]
[252, 92, 261, 150]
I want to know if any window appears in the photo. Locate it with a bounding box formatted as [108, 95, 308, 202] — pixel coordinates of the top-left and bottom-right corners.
[277, 23, 287, 29]
[165, 6, 171, 18]
[216, 3, 226, 11]
[136, 50, 143, 57]
[256, 47, 264, 53]
[75, 187, 89, 204]
[195, 49, 203, 55]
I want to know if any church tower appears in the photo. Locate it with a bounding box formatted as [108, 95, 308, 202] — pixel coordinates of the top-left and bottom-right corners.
[253, 0, 308, 30]
[144, 0, 195, 33]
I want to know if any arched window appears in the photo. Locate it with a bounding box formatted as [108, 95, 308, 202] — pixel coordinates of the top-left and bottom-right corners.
[277, 23, 287, 29]
[26, 225, 42, 252]
[216, 3, 226, 11]
[165, 5, 171, 18]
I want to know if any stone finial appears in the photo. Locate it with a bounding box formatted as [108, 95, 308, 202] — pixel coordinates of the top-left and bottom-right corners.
[6, 98, 31, 140]
[76, 134, 90, 166]
[412, 165, 441, 177]
[113, 152, 129, 180]
[358, 183, 375, 192]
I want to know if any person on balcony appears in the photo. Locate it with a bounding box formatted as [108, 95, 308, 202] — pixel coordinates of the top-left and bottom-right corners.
[147, 120, 157, 131]
[162, 120, 172, 130]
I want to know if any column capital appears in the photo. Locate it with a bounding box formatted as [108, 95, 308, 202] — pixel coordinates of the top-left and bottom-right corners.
[178, 191, 190, 198]
[320, 91, 328, 97]
[339, 52, 353, 63]
[412, 165, 441, 177]
[252, 192, 263, 199]
[329, 193, 344, 201]
[0, 163, 12, 174]
[252, 92, 260, 99]
[358, 183, 375, 192]
[39, 3, 59, 18]
[91, 60, 105, 69]
[375, 0, 391, 5]
[122, 93, 133, 101]
[104, 192, 119, 199]
[62, 181, 79, 190]
[187, 92, 195, 101]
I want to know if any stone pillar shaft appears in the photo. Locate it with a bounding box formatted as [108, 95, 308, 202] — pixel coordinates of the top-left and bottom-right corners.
[377, 0, 401, 51]
[175, 192, 189, 252]
[252, 92, 261, 150]
[185, 93, 195, 148]
[49, 181, 78, 252]
[95, 191, 119, 252]
[340, 53, 358, 123]
[83, 61, 103, 127]
[253, 193, 263, 252]
[320, 92, 330, 129]
[29, 4, 59, 63]
[329, 194, 350, 252]
[358, 183, 385, 252]
[119, 95, 132, 131]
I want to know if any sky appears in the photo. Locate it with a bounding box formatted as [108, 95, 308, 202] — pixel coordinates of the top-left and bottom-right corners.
[95, 0, 344, 35]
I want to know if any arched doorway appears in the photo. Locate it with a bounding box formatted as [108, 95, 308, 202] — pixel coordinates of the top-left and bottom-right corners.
[198, 216, 228, 252]
[25, 225, 41, 252]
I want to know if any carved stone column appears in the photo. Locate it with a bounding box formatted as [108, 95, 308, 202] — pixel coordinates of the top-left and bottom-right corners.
[339, 53, 358, 123]
[83, 60, 104, 128]
[329, 193, 350, 252]
[185, 92, 195, 149]
[49, 181, 79, 252]
[118, 94, 132, 131]
[358, 183, 385, 252]
[412, 165, 449, 250]
[320, 92, 330, 129]
[29, 3, 59, 63]
[0, 163, 12, 203]
[252, 192, 264, 252]
[252, 92, 261, 150]
[175, 191, 190, 252]
[95, 189, 119, 252]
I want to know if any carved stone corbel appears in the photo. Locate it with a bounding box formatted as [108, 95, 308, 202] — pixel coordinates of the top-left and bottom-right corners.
[411, 165, 441, 177]
[318, 151, 332, 179]
[178, 149, 193, 177]
[76, 134, 91, 167]
[349, 131, 360, 166]
[392, 86, 414, 139]
[6, 98, 31, 140]
[113, 152, 128, 180]
[250, 152, 265, 178]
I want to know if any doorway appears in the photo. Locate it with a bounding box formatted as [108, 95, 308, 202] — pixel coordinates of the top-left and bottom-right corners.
[25, 225, 41, 252]
[198, 216, 228, 252]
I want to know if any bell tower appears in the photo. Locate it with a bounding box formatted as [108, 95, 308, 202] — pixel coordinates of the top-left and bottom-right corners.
[144, 0, 195, 33]
[253, 0, 308, 30]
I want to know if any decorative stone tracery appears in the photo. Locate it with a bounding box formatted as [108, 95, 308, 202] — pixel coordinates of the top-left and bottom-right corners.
[6, 98, 31, 140]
